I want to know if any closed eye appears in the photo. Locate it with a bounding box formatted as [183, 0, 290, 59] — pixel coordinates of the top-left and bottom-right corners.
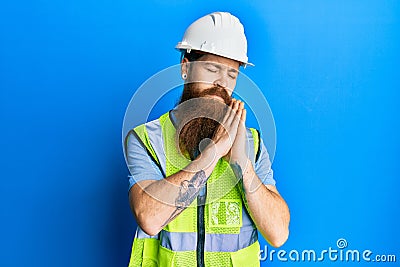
[207, 67, 218, 73]
[203, 63, 220, 73]
[228, 70, 238, 79]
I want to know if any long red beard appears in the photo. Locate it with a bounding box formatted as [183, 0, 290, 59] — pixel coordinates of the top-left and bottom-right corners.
[176, 84, 232, 159]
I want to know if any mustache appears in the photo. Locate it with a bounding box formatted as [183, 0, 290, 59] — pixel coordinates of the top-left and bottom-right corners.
[195, 87, 232, 105]
[179, 84, 232, 105]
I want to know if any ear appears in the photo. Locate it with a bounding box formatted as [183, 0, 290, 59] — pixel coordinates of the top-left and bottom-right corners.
[181, 57, 189, 77]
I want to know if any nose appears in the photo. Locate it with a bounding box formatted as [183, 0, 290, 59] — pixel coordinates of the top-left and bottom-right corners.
[213, 75, 228, 89]
[213, 77, 234, 96]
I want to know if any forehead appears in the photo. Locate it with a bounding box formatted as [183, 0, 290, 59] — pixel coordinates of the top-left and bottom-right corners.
[197, 53, 240, 71]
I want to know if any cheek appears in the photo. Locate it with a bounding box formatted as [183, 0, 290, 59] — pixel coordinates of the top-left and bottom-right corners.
[227, 79, 237, 90]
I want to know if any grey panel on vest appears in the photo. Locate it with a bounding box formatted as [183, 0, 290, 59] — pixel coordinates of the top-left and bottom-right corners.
[160, 230, 197, 251]
[145, 119, 167, 175]
[160, 228, 257, 252]
[205, 228, 258, 252]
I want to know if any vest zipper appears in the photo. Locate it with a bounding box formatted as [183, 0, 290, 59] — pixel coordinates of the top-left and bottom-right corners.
[196, 186, 206, 267]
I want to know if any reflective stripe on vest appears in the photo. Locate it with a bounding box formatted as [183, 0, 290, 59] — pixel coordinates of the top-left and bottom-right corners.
[160, 228, 258, 252]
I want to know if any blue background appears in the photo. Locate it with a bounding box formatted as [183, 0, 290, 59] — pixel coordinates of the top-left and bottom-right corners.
[1, 0, 399, 266]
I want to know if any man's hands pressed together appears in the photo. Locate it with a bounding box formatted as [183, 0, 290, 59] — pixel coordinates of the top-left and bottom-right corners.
[210, 98, 244, 160]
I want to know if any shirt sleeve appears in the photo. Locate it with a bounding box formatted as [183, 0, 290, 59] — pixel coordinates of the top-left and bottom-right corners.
[126, 131, 164, 191]
[254, 138, 276, 186]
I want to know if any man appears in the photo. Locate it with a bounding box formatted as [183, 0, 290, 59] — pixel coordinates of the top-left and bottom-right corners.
[125, 12, 290, 267]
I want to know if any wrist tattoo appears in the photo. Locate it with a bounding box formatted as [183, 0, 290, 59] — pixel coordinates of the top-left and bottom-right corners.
[161, 170, 207, 228]
[176, 170, 207, 208]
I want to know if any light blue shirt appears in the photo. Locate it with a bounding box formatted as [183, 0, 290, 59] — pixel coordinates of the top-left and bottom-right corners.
[126, 112, 275, 191]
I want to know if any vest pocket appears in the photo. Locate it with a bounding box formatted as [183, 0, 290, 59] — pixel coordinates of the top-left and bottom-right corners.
[230, 241, 260, 267]
[143, 238, 160, 266]
[129, 238, 159, 267]
[158, 245, 175, 267]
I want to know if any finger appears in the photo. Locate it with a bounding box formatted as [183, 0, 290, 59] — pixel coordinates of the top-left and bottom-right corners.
[238, 101, 244, 114]
[231, 99, 238, 112]
[240, 108, 247, 123]
[230, 106, 242, 129]
[220, 101, 241, 144]
[220, 100, 234, 125]
[218, 99, 241, 141]
[222, 99, 236, 125]
[214, 100, 235, 140]
[225, 100, 240, 126]
[232, 99, 241, 115]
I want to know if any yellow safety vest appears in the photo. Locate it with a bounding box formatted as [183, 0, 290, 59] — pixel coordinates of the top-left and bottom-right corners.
[128, 112, 261, 267]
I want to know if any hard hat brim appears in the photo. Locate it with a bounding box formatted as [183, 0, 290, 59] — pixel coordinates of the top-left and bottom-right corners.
[175, 46, 254, 67]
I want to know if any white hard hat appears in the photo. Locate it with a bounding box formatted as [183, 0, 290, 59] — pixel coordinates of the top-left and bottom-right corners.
[176, 12, 253, 67]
